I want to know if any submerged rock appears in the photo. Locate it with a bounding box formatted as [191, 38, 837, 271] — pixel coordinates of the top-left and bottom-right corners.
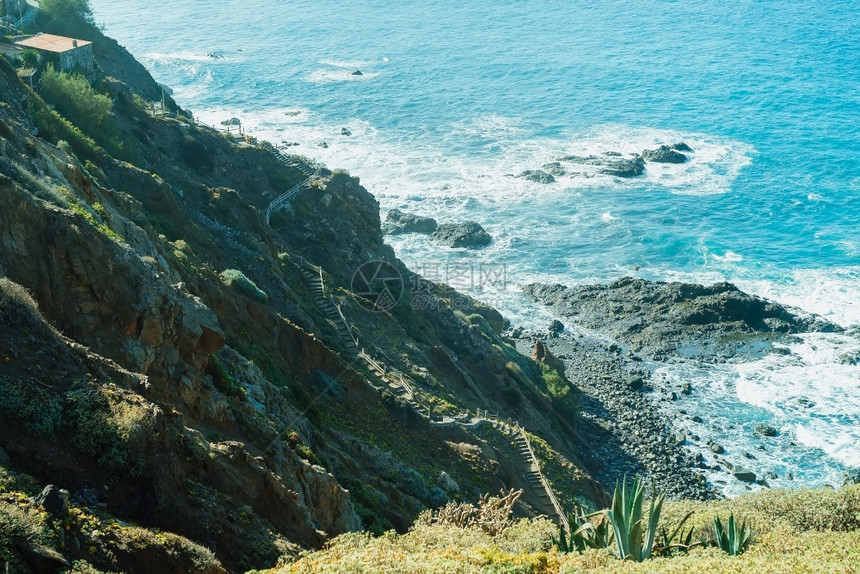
[220, 117, 241, 126]
[430, 221, 492, 249]
[517, 169, 556, 184]
[838, 350, 860, 365]
[351, 70, 363, 76]
[383, 208, 438, 235]
[641, 145, 688, 163]
[755, 423, 778, 437]
[559, 154, 646, 177]
[541, 162, 567, 176]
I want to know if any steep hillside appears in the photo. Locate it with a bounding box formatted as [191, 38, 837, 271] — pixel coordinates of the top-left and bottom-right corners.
[0, 18, 626, 574]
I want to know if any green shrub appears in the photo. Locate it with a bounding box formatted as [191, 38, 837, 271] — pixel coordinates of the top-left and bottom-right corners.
[18, 48, 40, 70]
[205, 354, 246, 399]
[553, 506, 612, 553]
[57, 187, 123, 243]
[39, 64, 119, 153]
[64, 382, 154, 478]
[220, 269, 268, 302]
[540, 364, 579, 426]
[0, 378, 63, 436]
[29, 92, 104, 161]
[37, 0, 97, 37]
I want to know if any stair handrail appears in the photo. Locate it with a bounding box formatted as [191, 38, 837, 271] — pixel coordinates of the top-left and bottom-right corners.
[518, 429, 569, 533]
[266, 174, 315, 224]
[334, 302, 358, 347]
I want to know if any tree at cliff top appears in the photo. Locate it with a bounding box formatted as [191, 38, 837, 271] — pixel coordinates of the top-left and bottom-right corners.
[37, 0, 97, 38]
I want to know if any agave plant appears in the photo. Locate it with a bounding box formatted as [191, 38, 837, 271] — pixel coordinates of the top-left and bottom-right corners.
[653, 517, 697, 557]
[604, 476, 692, 561]
[552, 506, 613, 553]
[713, 512, 752, 556]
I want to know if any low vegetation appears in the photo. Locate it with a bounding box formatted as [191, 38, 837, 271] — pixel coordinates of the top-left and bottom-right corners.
[275, 484, 860, 573]
[220, 269, 269, 302]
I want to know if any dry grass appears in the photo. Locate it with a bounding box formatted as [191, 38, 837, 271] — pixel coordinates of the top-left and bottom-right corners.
[414, 489, 523, 536]
[0, 276, 44, 327]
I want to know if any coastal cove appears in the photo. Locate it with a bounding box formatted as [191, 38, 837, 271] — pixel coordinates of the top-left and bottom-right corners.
[1, 1, 859, 572]
[90, 0, 860, 495]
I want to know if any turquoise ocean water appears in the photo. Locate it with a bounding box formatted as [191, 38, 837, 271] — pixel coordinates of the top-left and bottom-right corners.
[90, 0, 859, 494]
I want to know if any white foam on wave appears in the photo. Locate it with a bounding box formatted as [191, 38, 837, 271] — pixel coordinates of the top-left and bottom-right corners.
[318, 59, 376, 69]
[557, 124, 755, 195]
[306, 59, 383, 83]
[654, 352, 856, 496]
[601, 212, 619, 222]
[145, 51, 239, 64]
[735, 333, 860, 468]
[306, 69, 380, 83]
[734, 267, 860, 328]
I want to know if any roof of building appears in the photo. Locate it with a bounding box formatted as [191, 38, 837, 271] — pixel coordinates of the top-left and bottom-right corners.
[15, 33, 92, 54]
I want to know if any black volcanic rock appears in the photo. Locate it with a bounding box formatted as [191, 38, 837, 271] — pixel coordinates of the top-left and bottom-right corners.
[518, 169, 556, 184]
[430, 221, 492, 249]
[383, 209, 438, 234]
[642, 145, 688, 163]
[542, 162, 567, 176]
[559, 154, 646, 177]
[524, 277, 840, 361]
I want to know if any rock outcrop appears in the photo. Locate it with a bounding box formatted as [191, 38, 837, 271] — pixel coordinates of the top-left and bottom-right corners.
[641, 144, 689, 163]
[558, 154, 646, 177]
[430, 221, 492, 249]
[383, 208, 438, 234]
[517, 169, 555, 184]
[524, 277, 840, 360]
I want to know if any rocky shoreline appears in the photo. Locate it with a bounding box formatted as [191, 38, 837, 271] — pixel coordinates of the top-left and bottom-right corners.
[513, 277, 848, 500]
[514, 331, 717, 501]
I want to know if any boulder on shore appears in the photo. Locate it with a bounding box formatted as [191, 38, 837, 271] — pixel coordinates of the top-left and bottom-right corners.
[430, 222, 492, 249]
[383, 209, 438, 235]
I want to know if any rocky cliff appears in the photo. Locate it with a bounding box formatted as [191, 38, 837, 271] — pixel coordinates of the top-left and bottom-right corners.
[0, 20, 608, 574]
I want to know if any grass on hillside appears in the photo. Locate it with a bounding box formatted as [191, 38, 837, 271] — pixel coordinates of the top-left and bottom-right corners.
[270, 484, 860, 574]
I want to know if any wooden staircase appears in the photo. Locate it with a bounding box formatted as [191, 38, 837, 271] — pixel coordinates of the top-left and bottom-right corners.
[265, 149, 319, 224]
[299, 260, 358, 354]
[296, 254, 569, 532]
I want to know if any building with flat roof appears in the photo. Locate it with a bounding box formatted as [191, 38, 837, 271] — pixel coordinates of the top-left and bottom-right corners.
[15, 32, 93, 73]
